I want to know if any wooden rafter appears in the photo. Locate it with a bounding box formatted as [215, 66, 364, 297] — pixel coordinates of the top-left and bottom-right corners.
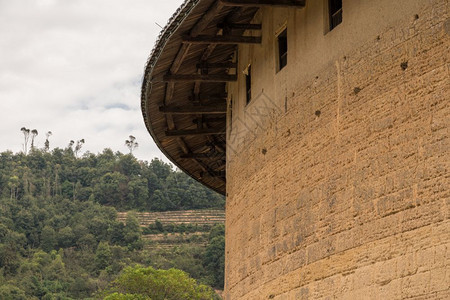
[220, 0, 306, 7]
[187, 7, 246, 166]
[190, 93, 228, 101]
[190, 1, 226, 36]
[196, 61, 237, 69]
[217, 23, 262, 30]
[163, 74, 237, 82]
[158, 1, 250, 187]
[167, 1, 226, 74]
[160, 104, 226, 114]
[189, 97, 227, 104]
[193, 117, 226, 123]
[182, 35, 261, 44]
[165, 128, 225, 137]
[205, 170, 226, 178]
[181, 152, 225, 159]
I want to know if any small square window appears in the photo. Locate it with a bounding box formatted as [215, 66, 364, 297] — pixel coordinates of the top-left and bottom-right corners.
[329, 0, 342, 31]
[245, 65, 252, 104]
[277, 29, 288, 71]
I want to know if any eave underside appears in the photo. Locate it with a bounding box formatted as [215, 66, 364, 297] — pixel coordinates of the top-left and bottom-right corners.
[141, 0, 305, 195]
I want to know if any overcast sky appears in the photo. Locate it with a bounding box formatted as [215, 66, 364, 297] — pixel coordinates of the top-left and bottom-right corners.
[0, 0, 182, 162]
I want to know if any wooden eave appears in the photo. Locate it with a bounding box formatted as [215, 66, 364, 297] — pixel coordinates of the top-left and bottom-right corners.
[141, 0, 304, 195]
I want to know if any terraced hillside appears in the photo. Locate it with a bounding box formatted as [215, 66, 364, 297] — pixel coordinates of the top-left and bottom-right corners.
[117, 209, 225, 226]
[117, 209, 225, 250]
[142, 232, 209, 250]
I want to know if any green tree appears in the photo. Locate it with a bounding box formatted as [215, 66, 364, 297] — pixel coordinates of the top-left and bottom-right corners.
[149, 190, 174, 211]
[87, 216, 109, 241]
[208, 224, 225, 240]
[30, 129, 38, 151]
[203, 224, 225, 288]
[74, 139, 85, 158]
[108, 222, 125, 246]
[125, 135, 139, 155]
[44, 131, 52, 152]
[0, 148, 225, 298]
[14, 209, 34, 234]
[58, 226, 75, 248]
[7, 175, 19, 199]
[203, 236, 225, 289]
[95, 241, 112, 272]
[0, 284, 27, 300]
[40, 225, 56, 252]
[45, 251, 67, 281]
[149, 158, 172, 181]
[123, 213, 142, 250]
[104, 292, 148, 300]
[20, 127, 30, 155]
[154, 220, 164, 232]
[0, 230, 26, 275]
[94, 172, 128, 207]
[127, 176, 148, 209]
[117, 154, 141, 177]
[77, 233, 97, 250]
[102, 266, 217, 300]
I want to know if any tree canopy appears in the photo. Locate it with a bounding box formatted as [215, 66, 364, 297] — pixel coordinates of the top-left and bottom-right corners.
[0, 148, 224, 211]
[0, 148, 225, 298]
[102, 266, 218, 300]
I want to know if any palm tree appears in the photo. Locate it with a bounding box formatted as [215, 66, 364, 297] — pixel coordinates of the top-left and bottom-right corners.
[125, 135, 139, 155]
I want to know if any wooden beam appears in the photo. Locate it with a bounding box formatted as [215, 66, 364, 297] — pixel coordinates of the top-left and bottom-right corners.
[218, 23, 262, 30]
[199, 170, 226, 179]
[198, 93, 228, 100]
[160, 104, 226, 114]
[165, 128, 225, 137]
[168, 1, 226, 74]
[220, 0, 305, 7]
[206, 170, 226, 178]
[190, 1, 225, 37]
[193, 117, 226, 123]
[182, 35, 261, 45]
[196, 61, 237, 69]
[189, 95, 227, 102]
[181, 152, 225, 159]
[169, 45, 191, 75]
[160, 1, 232, 187]
[163, 74, 237, 82]
[213, 159, 227, 171]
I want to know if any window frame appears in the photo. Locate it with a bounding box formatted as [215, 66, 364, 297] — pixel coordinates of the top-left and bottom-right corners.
[245, 65, 252, 105]
[328, 0, 343, 31]
[277, 28, 288, 72]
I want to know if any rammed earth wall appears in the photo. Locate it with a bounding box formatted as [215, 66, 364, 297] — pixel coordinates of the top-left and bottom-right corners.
[225, 0, 449, 298]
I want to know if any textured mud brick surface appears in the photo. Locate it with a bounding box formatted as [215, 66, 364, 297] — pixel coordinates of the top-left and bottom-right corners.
[225, 1, 449, 299]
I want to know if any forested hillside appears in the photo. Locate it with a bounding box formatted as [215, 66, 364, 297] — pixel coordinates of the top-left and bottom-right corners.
[0, 148, 225, 299]
[0, 148, 224, 211]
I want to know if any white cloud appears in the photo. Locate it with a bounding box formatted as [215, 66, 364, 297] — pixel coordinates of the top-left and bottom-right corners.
[0, 0, 182, 162]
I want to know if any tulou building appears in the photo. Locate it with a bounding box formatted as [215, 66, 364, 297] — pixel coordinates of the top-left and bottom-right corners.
[141, 0, 449, 299]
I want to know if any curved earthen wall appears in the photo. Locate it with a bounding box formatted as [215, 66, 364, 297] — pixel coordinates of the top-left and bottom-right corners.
[225, 0, 449, 298]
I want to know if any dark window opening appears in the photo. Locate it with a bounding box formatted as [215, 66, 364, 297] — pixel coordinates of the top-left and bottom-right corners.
[278, 29, 287, 71]
[245, 65, 252, 104]
[329, 0, 342, 31]
[229, 97, 233, 134]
